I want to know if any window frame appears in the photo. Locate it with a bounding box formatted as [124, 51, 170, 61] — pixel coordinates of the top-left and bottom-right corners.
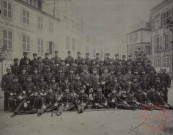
[3, 0, 12, 19]
[2, 29, 13, 50]
[38, 39, 43, 54]
[22, 9, 30, 25]
[22, 34, 30, 52]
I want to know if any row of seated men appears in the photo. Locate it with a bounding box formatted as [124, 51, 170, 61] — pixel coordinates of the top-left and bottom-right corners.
[1, 65, 172, 117]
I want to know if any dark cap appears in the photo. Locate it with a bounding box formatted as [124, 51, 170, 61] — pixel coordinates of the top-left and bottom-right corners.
[115, 54, 119, 56]
[14, 58, 19, 61]
[68, 51, 71, 53]
[96, 53, 99, 55]
[23, 52, 28, 55]
[77, 52, 81, 54]
[122, 55, 126, 58]
[45, 53, 49, 56]
[13, 76, 18, 80]
[38, 57, 42, 60]
[55, 51, 58, 53]
[21, 67, 26, 70]
[27, 75, 32, 79]
[86, 53, 89, 55]
[33, 53, 37, 56]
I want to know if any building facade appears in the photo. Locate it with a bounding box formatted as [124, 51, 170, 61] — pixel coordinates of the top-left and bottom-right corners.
[0, 0, 84, 82]
[127, 22, 152, 59]
[150, 0, 173, 76]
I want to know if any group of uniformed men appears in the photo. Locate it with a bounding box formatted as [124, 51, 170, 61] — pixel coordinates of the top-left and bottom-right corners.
[1, 47, 172, 117]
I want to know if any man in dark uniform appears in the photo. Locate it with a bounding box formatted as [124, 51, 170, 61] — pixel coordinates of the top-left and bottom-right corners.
[116, 60, 125, 75]
[158, 69, 171, 103]
[37, 57, 45, 73]
[37, 87, 58, 116]
[89, 60, 99, 74]
[7, 76, 23, 111]
[52, 51, 61, 65]
[42, 53, 51, 66]
[125, 60, 134, 74]
[76, 85, 89, 113]
[71, 74, 83, 95]
[99, 60, 106, 75]
[148, 69, 157, 87]
[60, 78, 71, 93]
[30, 53, 38, 68]
[55, 88, 75, 116]
[92, 87, 108, 109]
[122, 55, 126, 66]
[43, 67, 53, 83]
[1, 67, 15, 111]
[94, 53, 101, 65]
[18, 67, 28, 87]
[31, 68, 40, 86]
[75, 52, 83, 65]
[11, 58, 20, 75]
[130, 77, 142, 94]
[50, 58, 57, 74]
[48, 77, 61, 95]
[80, 67, 91, 95]
[65, 51, 74, 66]
[114, 54, 119, 66]
[67, 68, 76, 83]
[22, 59, 32, 74]
[107, 87, 119, 109]
[20, 52, 30, 66]
[59, 60, 67, 74]
[145, 60, 156, 74]
[56, 68, 65, 84]
[85, 53, 91, 66]
[104, 53, 113, 66]
[90, 68, 100, 93]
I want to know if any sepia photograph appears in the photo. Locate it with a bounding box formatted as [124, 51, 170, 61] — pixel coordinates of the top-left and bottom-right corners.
[0, 0, 173, 135]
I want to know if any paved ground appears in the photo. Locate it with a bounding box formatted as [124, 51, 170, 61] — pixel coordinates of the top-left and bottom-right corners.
[0, 81, 172, 135]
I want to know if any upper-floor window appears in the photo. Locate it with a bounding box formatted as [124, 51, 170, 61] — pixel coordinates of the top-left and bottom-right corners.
[3, 0, 12, 19]
[154, 36, 160, 52]
[38, 39, 43, 54]
[23, 9, 29, 25]
[22, 34, 30, 52]
[164, 33, 170, 50]
[3, 30, 12, 49]
[38, 16, 43, 29]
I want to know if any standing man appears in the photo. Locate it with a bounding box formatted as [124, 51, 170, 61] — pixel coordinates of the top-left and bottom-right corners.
[65, 51, 74, 66]
[158, 69, 171, 103]
[20, 52, 30, 66]
[1, 67, 15, 111]
[11, 58, 20, 75]
[52, 51, 61, 65]
[30, 53, 38, 68]
[104, 53, 113, 66]
[95, 53, 101, 65]
[75, 52, 83, 65]
[85, 53, 91, 66]
[42, 53, 51, 66]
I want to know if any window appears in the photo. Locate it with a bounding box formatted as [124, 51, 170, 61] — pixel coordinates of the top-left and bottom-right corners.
[49, 21, 53, 33]
[155, 57, 161, 67]
[3, 0, 12, 19]
[66, 35, 70, 50]
[38, 16, 43, 29]
[163, 56, 170, 67]
[145, 46, 150, 55]
[154, 36, 160, 52]
[164, 33, 170, 50]
[23, 9, 29, 25]
[38, 39, 43, 54]
[48, 41, 53, 54]
[3, 30, 12, 49]
[162, 9, 172, 26]
[72, 38, 75, 51]
[22, 34, 30, 52]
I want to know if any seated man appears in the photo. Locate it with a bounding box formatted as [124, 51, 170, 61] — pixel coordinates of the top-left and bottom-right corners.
[92, 87, 108, 109]
[55, 88, 75, 116]
[37, 87, 59, 116]
[7, 76, 23, 111]
[75, 85, 89, 113]
[107, 87, 118, 109]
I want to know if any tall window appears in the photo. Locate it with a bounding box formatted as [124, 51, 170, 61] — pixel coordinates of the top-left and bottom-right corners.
[38, 39, 43, 54]
[22, 34, 30, 52]
[72, 38, 75, 51]
[23, 9, 29, 25]
[48, 41, 53, 54]
[163, 56, 170, 67]
[155, 57, 161, 67]
[3, 0, 12, 19]
[154, 36, 159, 52]
[38, 16, 43, 29]
[3, 30, 12, 49]
[164, 33, 170, 50]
